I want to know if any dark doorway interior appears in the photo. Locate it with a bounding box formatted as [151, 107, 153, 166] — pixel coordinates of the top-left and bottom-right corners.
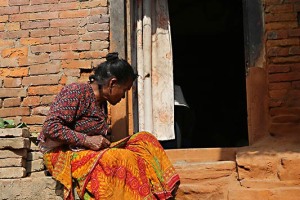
[167, 0, 249, 148]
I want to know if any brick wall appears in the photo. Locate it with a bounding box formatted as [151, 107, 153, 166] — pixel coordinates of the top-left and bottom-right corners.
[0, 0, 110, 134]
[265, 0, 300, 137]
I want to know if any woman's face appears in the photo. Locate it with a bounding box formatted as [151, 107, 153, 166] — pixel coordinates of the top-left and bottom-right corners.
[107, 78, 134, 105]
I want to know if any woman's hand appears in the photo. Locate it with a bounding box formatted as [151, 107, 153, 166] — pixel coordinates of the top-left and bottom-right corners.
[84, 135, 111, 150]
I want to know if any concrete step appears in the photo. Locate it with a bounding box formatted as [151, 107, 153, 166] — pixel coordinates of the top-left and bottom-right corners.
[173, 161, 239, 200]
[174, 160, 237, 184]
[166, 147, 237, 163]
[240, 179, 300, 189]
[228, 187, 300, 200]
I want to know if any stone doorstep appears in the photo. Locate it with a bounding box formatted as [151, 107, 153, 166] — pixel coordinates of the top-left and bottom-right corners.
[0, 176, 63, 200]
[240, 179, 300, 188]
[174, 161, 237, 182]
[0, 128, 30, 138]
[165, 147, 237, 163]
[228, 187, 300, 200]
[0, 137, 30, 149]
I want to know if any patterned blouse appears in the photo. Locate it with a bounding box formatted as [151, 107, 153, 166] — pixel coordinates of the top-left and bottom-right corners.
[38, 82, 109, 153]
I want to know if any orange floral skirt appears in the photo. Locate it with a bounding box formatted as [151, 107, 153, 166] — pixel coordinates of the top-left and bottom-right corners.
[43, 131, 180, 200]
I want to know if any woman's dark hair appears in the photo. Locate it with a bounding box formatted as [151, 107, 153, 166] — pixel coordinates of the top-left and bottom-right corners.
[89, 52, 138, 87]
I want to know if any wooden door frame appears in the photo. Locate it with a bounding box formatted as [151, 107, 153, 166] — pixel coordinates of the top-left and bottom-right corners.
[109, 0, 268, 146]
[109, 0, 133, 141]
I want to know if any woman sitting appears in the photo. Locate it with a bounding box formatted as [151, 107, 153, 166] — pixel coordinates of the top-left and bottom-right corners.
[37, 52, 180, 200]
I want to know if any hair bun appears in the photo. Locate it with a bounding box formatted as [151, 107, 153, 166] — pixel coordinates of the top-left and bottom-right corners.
[106, 52, 119, 61]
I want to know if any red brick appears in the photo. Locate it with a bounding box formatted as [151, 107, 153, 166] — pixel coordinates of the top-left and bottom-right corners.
[81, 0, 107, 8]
[59, 75, 67, 85]
[21, 21, 49, 30]
[22, 115, 46, 125]
[3, 97, 21, 107]
[265, 21, 298, 31]
[3, 78, 22, 87]
[268, 64, 291, 73]
[265, 13, 297, 23]
[22, 96, 40, 106]
[265, 4, 294, 13]
[50, 18, 80, 27]
[20, 4, 50, 13]
[63, 68, 80, 77]
[289, 46, 300, 55]
[90, 7, 107, 15]
[269, 72, 300, 82]
[27, 54, 50, 65]
[49, 51, 79, 60]
[0, 15, 8, 22]
[294, 3, 300, 12]
[30, 44, 59, 53]
[269, 99, 284, 107]
[51, 35, 78, 44]
[59, 27, 78, 35]
[267, 47, 289, 57]
[269, 82, 291, 90]
[271, 56, 300, 64]
[31, 106, 50, 115]
[0, 68, 29, 77]
[61, 60, 92, 69]
[292, 81, 300, 88]
[81, 31, 108, 41]
[266, 38, 299, 48]
[31, 0, 58, 5]
[269, 89, 288, 98]
[20, 37, 49, 45]
[29, 12, 58, 20]
[27, 125, 42, 133]
[269, 122, 300, 136]
[87, 23, 109, 31]
[79, 51, 102, 59]
[64, 76, 78, 85]
[0, 0, 8, 6]
[30, 28, 59, 37]
[0, 58, 18, 67]
[264, 0, 283, 6]
[0, 107, 30, 117]
[60, 42, 90, 51]
[91, 41, 109, 50]
[270, 107, 300, 117]
[6, 22, 20, 31]
[271, 114, 299, 123]
[0, 88, 26, 98]
[0, 23, 4, 31]
[22, 75, 61, 86]
[78, 72, 90, 83]
[29, 61, 60, 75]
[49, 2, 79, 11]
[3, 30, 29, 39]
[92, 58, 106, 68]
[88, 15, 109, 24]
[0, 6, 19, 15]
[59, 10, 89, 18]
[9, 0, 29, 6]
[0, 39, 14, 47]
[9, 13, 30, 22]
[2, 47, 27, 58]
[288, 28, 300, 37]
[28, 85, 63, 95]
[40, 95, 56, 105]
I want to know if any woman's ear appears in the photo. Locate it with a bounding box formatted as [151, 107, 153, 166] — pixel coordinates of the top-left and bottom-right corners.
[109, 77, 118, 88]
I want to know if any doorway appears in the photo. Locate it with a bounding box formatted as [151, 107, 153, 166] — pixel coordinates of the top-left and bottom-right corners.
[168, 0, 249, 148]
